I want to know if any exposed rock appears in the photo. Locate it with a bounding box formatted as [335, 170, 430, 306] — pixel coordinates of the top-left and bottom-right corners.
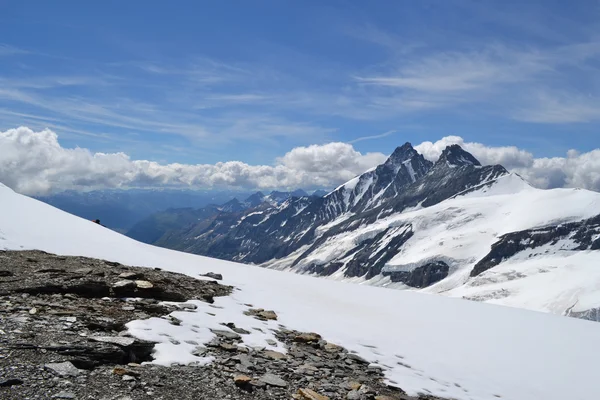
[112, 280, 136, 289]
[118, 271, 142, 279]
[90, 336, 136, 347]
[201, 272, 223, 280]
[44, 361, 81, 377]
[244, 308, 279, 321]
[259, 373, 288, 387]
[381, 261, 449, 288]
[298, 388, 330, 400]
[262, 350, 288, 360]
[0, 378, 23, 387]
[210, 329, 242, 340]
[52, 392, 76, 399]
[345, 353, 369, 364]
[295, 332, 322, 343]
[135, 280, 154, 289]
[234, 374, 252, 386]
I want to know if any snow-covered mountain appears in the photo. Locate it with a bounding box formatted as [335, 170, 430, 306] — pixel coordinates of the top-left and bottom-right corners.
[155, 143, 600, 320]
[1, 181, 600, 400]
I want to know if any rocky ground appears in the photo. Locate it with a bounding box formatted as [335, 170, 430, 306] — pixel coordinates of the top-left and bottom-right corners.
[0, 250, 444, 400]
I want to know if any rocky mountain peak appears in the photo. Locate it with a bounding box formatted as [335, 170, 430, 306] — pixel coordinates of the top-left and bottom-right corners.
[436, 144, 481, 168]
[385, 142, 418, 167]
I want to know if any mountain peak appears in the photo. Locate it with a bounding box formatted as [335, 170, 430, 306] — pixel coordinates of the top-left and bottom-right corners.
[436, 145, 481, 167]
[385, 142, 417, 166]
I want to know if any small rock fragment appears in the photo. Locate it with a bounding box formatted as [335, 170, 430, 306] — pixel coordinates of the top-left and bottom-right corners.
[294, 332, 322, 343]
[135, 280, 154, 289]
[234, 375, 252, 387]
[90, 336, 136, 346]
[210, 329, 241, 340]
[52, 392, 76, 399]
[298, 388, 330, 400]
[112, 280, 135, 289]
[119, 271, 142, 279]
[259, 373, 287, 387]
[262, 350, 287, 360]
[45, 361, 81, 377]
[201, 272, 223, 280]
[0, 378, 23, 387]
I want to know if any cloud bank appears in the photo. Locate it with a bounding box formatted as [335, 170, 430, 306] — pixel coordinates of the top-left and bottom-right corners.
[1, 127, 598, 195]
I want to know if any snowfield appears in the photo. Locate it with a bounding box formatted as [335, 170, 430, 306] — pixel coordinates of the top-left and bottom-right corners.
[1, 181, 600, 400]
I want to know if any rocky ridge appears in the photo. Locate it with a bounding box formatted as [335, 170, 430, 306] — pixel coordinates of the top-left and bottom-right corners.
[1, 250, 444, 399]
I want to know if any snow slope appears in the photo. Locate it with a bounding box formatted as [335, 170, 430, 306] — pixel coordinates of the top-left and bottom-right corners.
[1, 182, 600, 400]
[269, 173, 600, 317]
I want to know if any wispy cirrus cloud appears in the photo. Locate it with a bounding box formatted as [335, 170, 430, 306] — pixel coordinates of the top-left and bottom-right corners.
[348, 130, 396, 144]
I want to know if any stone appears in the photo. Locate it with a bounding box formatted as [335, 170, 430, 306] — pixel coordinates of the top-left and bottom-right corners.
[258, 310, 278, 320]
[210, 329, 241, 340]
[119, 271, 142, 279]
[29, 307, 37, 314]
[201, 272, 223, 280]
[112, 280, 135, 288]
[345, 353, 369, 364]
[45, 361, 81, 377]
[259, 373, 287, 387]
[219, 343, 238, 351]
[245, 308, 278, 320]
[0, 378, 23, 387]
[324, 342, 344, 352]
[346, 390, 361, 400]
[262, 350, 288, 360]
[266, 339, 277, 346]
[122, 375, 136, 381]
[295, 332, 322, 343]
[135, 280, 154, 289]
[375, 396, 397, 400]
[233, 375, 252, 387]
[90, 336, 136, 346]
[177, 303, 197, 310]
[298, 388, 330, 400]
[52, 392, 76, 399]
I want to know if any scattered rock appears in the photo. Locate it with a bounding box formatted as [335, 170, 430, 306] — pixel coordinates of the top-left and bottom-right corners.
[112, 280, 135, 289]
[90, 336, 136, 347]
[345, 353, 369, 364]
[324, 342, 343, 352]
[201, 272, 223, 280]
[259, 373, 287, 387]
[45, 361, 81, 377]
[245, 308, 278, 320]
[234, 374, 252, 387]
[0, 378, 24, 387]
[118, 271, 142, 279]
[294, 332, 322, 343]
[210, 329, 241, 340]
[298, 388, 330, 400]
[52, 391, 76, 399]
[135, 280, 154, 289]
[262, 350, 288, 360]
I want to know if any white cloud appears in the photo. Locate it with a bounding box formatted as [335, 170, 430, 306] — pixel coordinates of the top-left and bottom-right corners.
[0, 127, 386, 195]
[2, 127, 599, 196]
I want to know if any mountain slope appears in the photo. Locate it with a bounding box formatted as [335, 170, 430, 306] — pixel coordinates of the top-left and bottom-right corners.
[0, 182, 599, 400]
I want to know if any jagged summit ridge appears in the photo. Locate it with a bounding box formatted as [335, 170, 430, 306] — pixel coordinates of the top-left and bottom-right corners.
[436, 144, 482, 167]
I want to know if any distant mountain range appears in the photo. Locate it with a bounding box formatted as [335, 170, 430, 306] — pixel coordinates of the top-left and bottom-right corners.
[35, 189, 254, 233]
[126, 189, 317, 244]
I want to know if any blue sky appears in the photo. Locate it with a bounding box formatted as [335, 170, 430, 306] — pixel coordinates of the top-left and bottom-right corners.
[1, 0, 599, 166]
